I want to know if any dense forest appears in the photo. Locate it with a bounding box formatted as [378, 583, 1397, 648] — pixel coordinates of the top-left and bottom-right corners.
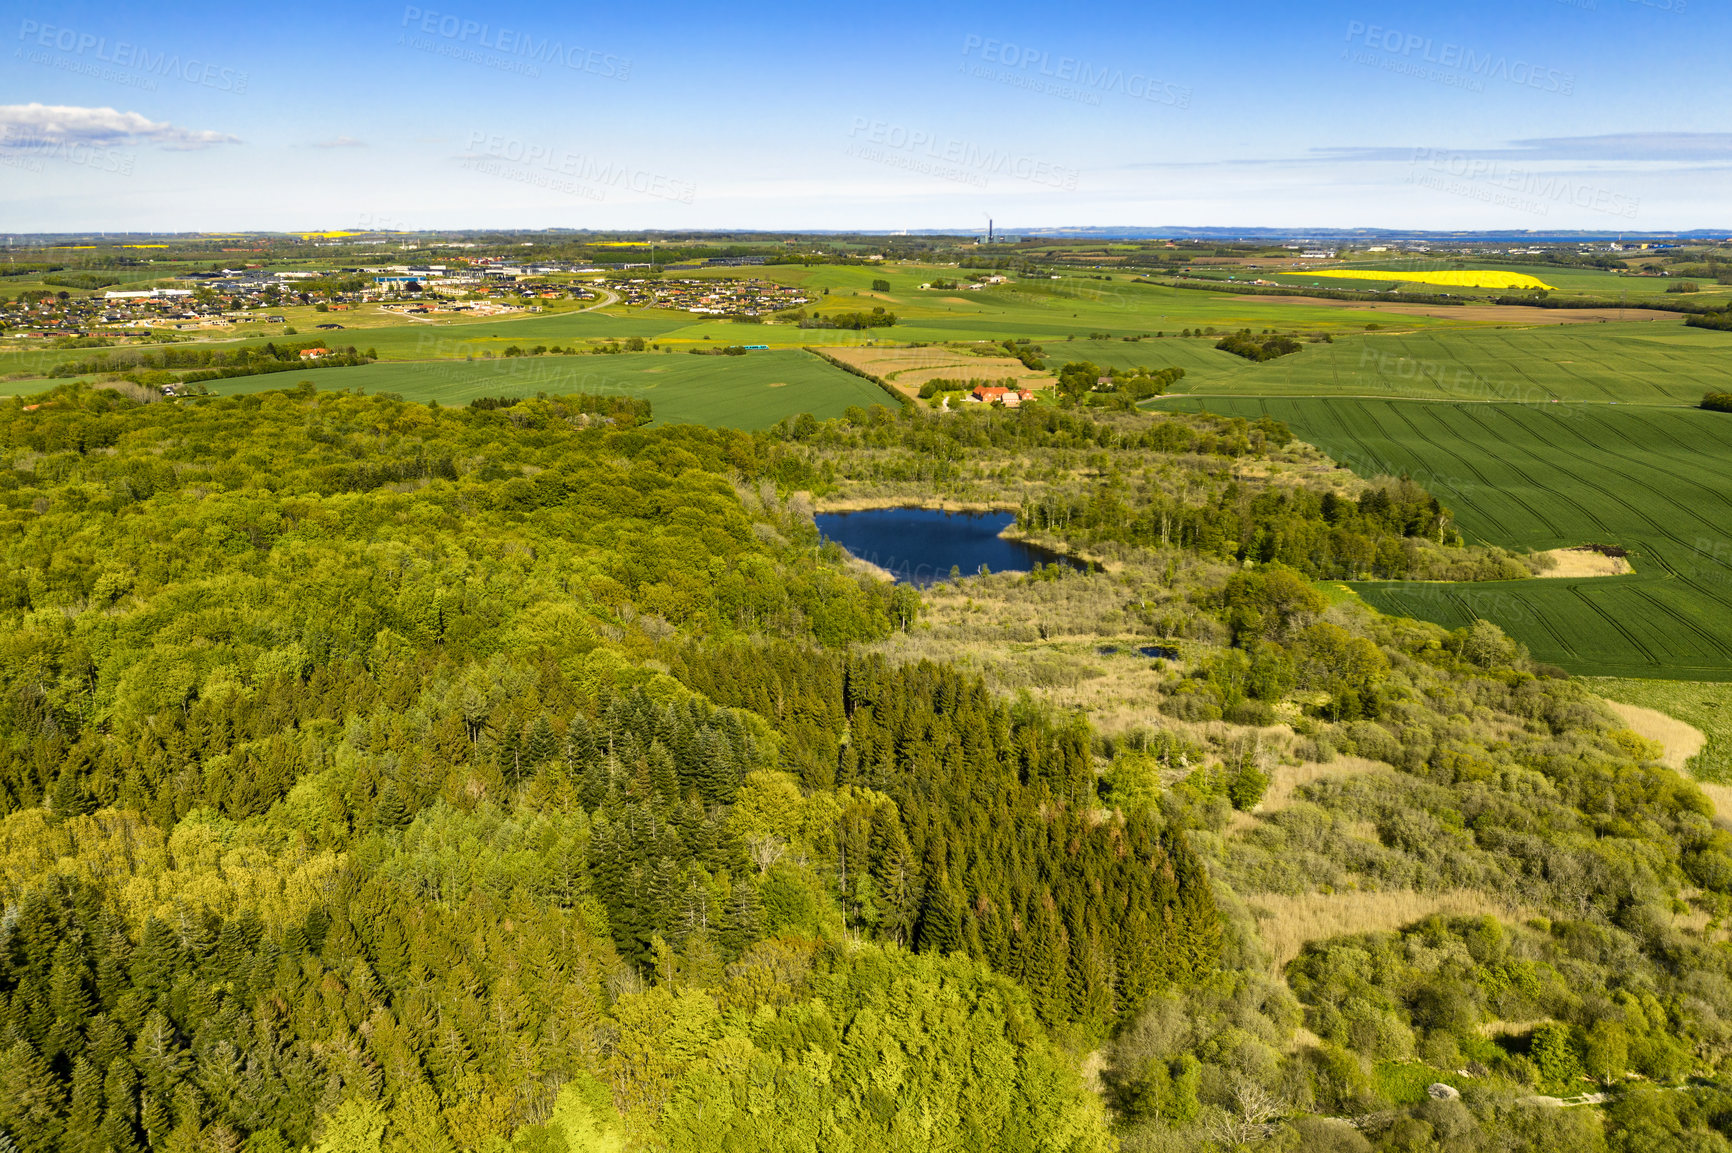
[2, 385, 1730, 1151]
[0, 385, 1219, 1151]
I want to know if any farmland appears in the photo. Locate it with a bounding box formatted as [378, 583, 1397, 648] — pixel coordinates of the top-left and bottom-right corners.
[1269, 259, 1731, 302]
[816, 344, 1057, 399]
[13, 248, 1732, 678]
[1151, 393, 1732, 680]
[1169, 321, 1732, 404]
[210, 348, 892, 429]
[1303, 268, 1555, 290]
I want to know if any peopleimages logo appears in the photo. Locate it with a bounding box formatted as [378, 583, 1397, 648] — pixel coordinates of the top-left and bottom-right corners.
[399, 7, 630, 80]
[17, 19, 248, 93]
[960, 35, 1191, 108]
[1, 126, 136, 177]
[846, 118, 1080, 191]
[1409, 147, 1639, 220]
[463, 131, 696, 204]
[1343, 22, 1574, 95]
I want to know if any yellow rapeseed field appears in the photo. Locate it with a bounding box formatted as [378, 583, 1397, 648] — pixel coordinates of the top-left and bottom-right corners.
[1305, 269, 1555, 290]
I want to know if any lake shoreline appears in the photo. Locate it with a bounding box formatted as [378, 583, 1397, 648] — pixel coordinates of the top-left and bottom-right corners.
[808, 494, 1021, 514]
[815, 504, 1097, 585]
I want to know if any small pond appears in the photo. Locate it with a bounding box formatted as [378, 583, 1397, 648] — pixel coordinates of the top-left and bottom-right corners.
[1098, 645, 1182, 660]
[815, 508, 1092, 586]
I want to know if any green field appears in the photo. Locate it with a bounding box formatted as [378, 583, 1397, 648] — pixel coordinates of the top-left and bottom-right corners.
[1171, 322, 1732, 405]
[1151, 394, 1732, 680]
[20, 262, 1729, 399]
[210, 348, 892, 429]
[945, 320, 1732, 401]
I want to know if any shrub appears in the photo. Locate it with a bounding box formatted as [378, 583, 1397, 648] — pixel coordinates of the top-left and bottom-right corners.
[1216, 330, 1303, 362]
[1529, 1021, 1584, 1094]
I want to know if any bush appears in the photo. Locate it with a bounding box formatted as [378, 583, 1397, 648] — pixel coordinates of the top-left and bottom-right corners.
[1161, 690, 1222, 722]
[1344, 721, 1401, 765]
[1282, 1117, 1372, 1152]
[1217, 330, 1303, 361]
[1225, 699, 1276, 727]
[798, 308, 896, 330]
[1703, 391, 1732, 413]
[1529, 1022, 1583, 1094]
[1226, 760, 1270, 810]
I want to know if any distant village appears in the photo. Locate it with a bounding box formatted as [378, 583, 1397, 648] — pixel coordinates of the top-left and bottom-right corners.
[0, 254, 815, 342]
[607, 277, 814, 315]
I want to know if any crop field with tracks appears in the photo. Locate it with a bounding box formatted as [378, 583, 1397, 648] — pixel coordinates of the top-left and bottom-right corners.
[1152, 393, 1732, 679]
[210, 349, 891, 429]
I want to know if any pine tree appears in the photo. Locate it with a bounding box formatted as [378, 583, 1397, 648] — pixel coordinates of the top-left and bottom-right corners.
[373, 784, 410, 830]
[64, 1055, 105, 1153]
[523, 714, 559, 768]
[720, 881, 764, 958]
[384, 1082, 451, 1153]
[49, 769, 95, 822]
[129, 919, 181, 1001]
[0, 1040, 66, 1151]
[916, 883, 962, 955]
[647, 742, 679, 804]
[870, 806, 921, 946]
[101, 1058, 142, 1153]
[140, 1091, 172, 1151]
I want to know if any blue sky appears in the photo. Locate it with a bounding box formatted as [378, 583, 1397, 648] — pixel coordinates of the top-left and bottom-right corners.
[0, 0, 1726, 231]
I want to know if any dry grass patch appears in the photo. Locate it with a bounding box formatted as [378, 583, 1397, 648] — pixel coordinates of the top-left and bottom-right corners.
[1698, 782, 1732, 824]
[1250, 889, 1517, 972]
[818, 344, 1056, 399]
[1535, 547, 1633, 578]
[1603, 700, 1706, 771]
[1228, 757, 1387, 834]
[1256, 756, 1387, 815]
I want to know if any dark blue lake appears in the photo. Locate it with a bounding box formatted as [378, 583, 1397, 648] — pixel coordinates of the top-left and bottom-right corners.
[815, 507, 1091, 586]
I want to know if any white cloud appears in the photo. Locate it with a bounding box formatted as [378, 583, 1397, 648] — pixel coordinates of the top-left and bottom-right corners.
[0, 103, 238, 150]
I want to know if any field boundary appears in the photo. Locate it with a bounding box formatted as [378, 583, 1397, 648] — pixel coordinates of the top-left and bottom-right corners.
[804, 346, 912, 409]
